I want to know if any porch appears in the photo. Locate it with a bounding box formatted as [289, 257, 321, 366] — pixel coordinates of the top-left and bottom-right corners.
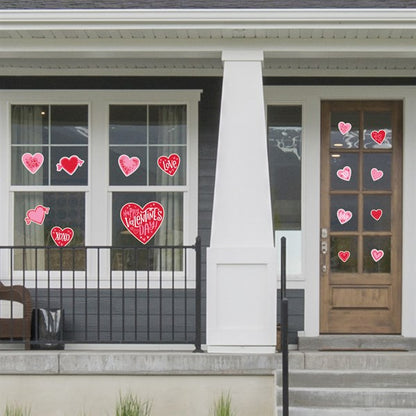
[0, 238, 203, 351]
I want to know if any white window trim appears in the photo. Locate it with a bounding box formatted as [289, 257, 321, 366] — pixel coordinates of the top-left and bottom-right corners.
[0, 90, 201, 289]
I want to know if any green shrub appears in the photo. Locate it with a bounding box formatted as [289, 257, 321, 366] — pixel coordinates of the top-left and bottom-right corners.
[115, 392, 152, 416]
[3, 404, 31, 416]
[211, 393, 235, 416]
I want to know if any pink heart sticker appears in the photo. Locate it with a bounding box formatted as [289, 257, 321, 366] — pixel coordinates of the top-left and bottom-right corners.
[370, 209, 383, 221]
[56, 155, 84, 175]
[120, 202, 164, 245]
[371, 168, 384, 182]
[50, 227, 74, 247]
[338, 121, 352, 135]
[21, 152, 44, 174]
[336, 166, 352, 182]
[370, 130, 386, 145]
[371, 249, 384, 262]
[25, 205, 50, 225]
[338, 251, 351, 263]
[157, 154, 181, 177]
[337, 208, 353, 225]
[118, 155, 140, 177]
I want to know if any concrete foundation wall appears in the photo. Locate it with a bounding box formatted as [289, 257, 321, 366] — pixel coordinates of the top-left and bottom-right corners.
[0, 351, 278, 416]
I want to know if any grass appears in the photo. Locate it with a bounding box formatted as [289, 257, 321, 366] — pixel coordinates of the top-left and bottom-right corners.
[3, 404, 31, 416]
[211, 393, 235, 416]
[115, 392, 152, 416]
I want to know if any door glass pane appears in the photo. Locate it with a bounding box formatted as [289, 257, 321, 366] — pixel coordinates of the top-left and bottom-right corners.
[330, 236, 358, 273]
[364, 112, 392, 149]
[330, 112, 359, 149]
[330, 153, 359, 191]
[363, 153, 391, 191]
[363, 195, 391, 232]
[363, 236, 391, 273]
[331, 195, 358, 232]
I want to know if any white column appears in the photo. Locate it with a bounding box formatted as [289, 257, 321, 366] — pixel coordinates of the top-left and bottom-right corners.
[206, 50, 277, 353]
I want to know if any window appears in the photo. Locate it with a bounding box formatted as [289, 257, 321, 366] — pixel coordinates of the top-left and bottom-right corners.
[109, 105, 187, 271]
[11, 104, 88, 270]
[267, 105, 302, 275]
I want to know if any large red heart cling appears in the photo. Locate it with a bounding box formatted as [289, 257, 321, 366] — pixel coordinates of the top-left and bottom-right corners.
[56, 155, 84, 175]
[25, 205, 50, 225]
[370, 130, 386, 145]
[21, 152, 44, 174]
[157, 153, 180, 176]
[338, 251, 351, 263]
[50, 226, 74, 247]
[120, 202, 164, 244]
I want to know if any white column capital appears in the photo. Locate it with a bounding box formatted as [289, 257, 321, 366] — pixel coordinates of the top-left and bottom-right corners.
[221, 49, 264, 62]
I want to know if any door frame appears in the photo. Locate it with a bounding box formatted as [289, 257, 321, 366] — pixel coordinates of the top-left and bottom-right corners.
[264, 85, 416, 337]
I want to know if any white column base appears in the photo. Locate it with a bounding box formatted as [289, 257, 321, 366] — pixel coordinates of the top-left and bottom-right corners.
[206, 247, 277, 353]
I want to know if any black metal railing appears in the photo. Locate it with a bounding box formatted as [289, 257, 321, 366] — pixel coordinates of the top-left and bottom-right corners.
[0, 237, 202, 350]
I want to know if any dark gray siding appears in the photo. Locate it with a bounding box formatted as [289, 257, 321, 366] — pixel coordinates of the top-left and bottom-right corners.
[277, 289, 304, 345]
[1, 0, 415, 8]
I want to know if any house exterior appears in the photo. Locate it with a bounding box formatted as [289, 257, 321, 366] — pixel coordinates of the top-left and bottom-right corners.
[1, 0, 416, 355]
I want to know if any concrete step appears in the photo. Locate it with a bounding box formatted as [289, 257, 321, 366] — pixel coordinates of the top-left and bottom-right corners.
[276, 369, 416, 388]
[277, 407, 416, 416]
[277, 387, 416, 408]
[298, 335, 416, 351]
[302, 351, 416, 370]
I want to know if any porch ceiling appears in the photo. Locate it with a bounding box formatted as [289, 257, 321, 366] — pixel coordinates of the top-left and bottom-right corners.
[1, 9, 416, 76]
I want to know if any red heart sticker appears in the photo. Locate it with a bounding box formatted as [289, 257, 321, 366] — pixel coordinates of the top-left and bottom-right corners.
[56, 155, 85, 175]
[50, 226, 74, 247]
[338, 251, 351, 263]
[118, 155, 140, 177]
[338, 121, 352, 135]
[120, 202, 164, 244]
[336, 166, 352, 182]
[370, 130, 386, 145]
[25, 205, 50, 225]
[370, 209, 383, 221]
[21, 152, 44, 174]
[157, 153, 180, 177]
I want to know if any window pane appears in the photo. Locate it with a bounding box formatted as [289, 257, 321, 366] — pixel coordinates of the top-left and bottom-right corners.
[268, 106, 302, 230]
[149, 105, 186, 145]
[112, 192, 183, 271]
[363, 236, 391, 273]
[330, 153, 359, 191]
[331, 195, 358, 232]
[109, 105, 147, 145]
[363, 153, 391, 191]
[14, 192, 85, 270]
[11, 146, 48, 186]
[330, 236, 358, 273]
[149, 146, 186, 186]
[109, 146, 147, 186]
[330, 112, 359, 149]
[50, 105, 88, 145]
[51, 147, 88, 186]
[364, 112, 392, 149]
[11, 105, 48, 145]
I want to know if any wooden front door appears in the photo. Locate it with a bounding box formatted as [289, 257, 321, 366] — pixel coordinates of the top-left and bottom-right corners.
[320, 101, 402, 334]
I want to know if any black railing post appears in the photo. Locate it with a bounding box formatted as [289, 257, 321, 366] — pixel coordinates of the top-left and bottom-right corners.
[193, 236, 203, 352]
[281, 236, 289, 416]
